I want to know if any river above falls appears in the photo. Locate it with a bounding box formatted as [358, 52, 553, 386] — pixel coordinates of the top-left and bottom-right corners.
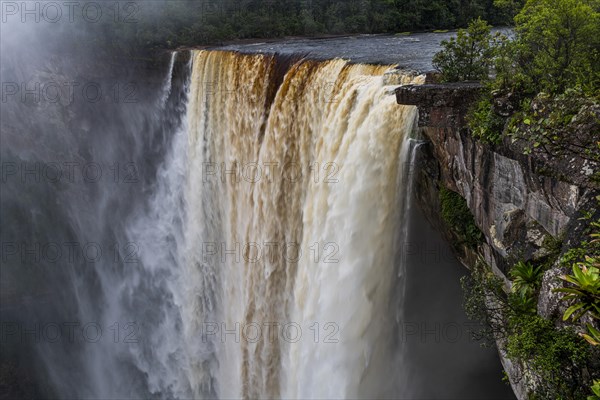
[209, 29, 508, 70]
[212, 33, 447, 69]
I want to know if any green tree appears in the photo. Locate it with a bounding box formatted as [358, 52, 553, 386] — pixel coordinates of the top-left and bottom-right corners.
[432, 18, 495, 82]
[515, 0, 600, 94]
[493, 0, 526, 21]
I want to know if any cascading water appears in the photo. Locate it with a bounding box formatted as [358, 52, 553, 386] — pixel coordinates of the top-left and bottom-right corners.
[121, 50, 424, 399]
[1, 38, 515, 398]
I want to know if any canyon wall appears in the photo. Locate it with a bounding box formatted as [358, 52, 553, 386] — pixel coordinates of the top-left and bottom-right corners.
[396, 83, 599, 398]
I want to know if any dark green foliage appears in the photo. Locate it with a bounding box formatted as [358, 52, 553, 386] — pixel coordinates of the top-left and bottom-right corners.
[467, 94, 506, 143]
[507, 290, 537, 315]
[553, 208, 600, 396]
[555, 219, 600, 324]
[542, 234, 563, 258]
[461, 257, 597, 399]
[514, 0, 600, 95]
[439, 187, 483, 248]
[432, 18, 495, 82]
[460, 206, 600, 398]
[506, 314, 591, 399]
[434, 0, 600, 149]
[84, 0, 512, 54]
[510, 261, 543, 296]
[533, 233, 564, 273]
[490, 35, 533, 95]
[561, 212, 600, 270]
[464, 0, 600, 96]
[506, 0, 600, 145]
[508, 90, 600, 160]
[562, 245, 594, 267]
[493, 0, 526, 20]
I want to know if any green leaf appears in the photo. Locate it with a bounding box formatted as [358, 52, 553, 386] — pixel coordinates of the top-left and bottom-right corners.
[563, 303, 584, 321]
[587, 324, 600, 338]
[554, 287, 585, 296]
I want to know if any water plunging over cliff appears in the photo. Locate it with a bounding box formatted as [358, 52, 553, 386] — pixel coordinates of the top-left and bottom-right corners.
[2, 44, 514, 399]
[125, 50, 424, 398]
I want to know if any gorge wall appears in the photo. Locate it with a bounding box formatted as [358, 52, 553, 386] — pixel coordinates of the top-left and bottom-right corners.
[396, 83, 600, 398]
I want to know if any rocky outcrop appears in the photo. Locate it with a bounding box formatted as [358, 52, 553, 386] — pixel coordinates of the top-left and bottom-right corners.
[397, 83, 595, 273]
[396, 82, 484, 128]
[397, 83, 599, 398]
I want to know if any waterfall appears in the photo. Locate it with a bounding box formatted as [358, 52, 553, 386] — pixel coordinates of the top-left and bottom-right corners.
[2, 47, 424, 398]
[159, 52, 177, 108]
[126, 50, 424, 399]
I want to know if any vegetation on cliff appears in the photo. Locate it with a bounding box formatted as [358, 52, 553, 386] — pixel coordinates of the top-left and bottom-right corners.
[436, 185, 599, 397]
[462, 257, 596, 399]
[459, 199, 600, 398]
[556, 213, 600, 343]
[433, 0, 600, 183]
[432, 18, 498, 82]
[435, 15, 600, 394]
[439, 187, 483, 249]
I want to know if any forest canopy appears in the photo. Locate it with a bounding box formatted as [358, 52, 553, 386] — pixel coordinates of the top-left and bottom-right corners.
[98, 0, 512, 52]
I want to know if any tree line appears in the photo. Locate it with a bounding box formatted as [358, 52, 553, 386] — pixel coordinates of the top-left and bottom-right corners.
[95, 0, 515, 52]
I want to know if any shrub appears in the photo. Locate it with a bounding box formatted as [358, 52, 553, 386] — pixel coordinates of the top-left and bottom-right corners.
[432, 18, 495, 82]
[510, 261, 544, 296]
[493, 0, 526, 21]
[507, 290, 537, 315]
[508, 90, 600, 160]
[556, 214, 600, 324]
[452, 0, 600, 150]
[506, 313, 591, 398]
[514, 0, 600, 95]
[462, 256, 597, 398]
[461, 217, 600, 400]
[467, 94, 508, 144]
[562, 245, 592, 267]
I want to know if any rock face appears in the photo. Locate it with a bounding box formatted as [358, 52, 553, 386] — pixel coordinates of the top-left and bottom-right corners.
[396, 83, 599, 398]
[397, 83, 595, 273]
[396, 82, 484, 128]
